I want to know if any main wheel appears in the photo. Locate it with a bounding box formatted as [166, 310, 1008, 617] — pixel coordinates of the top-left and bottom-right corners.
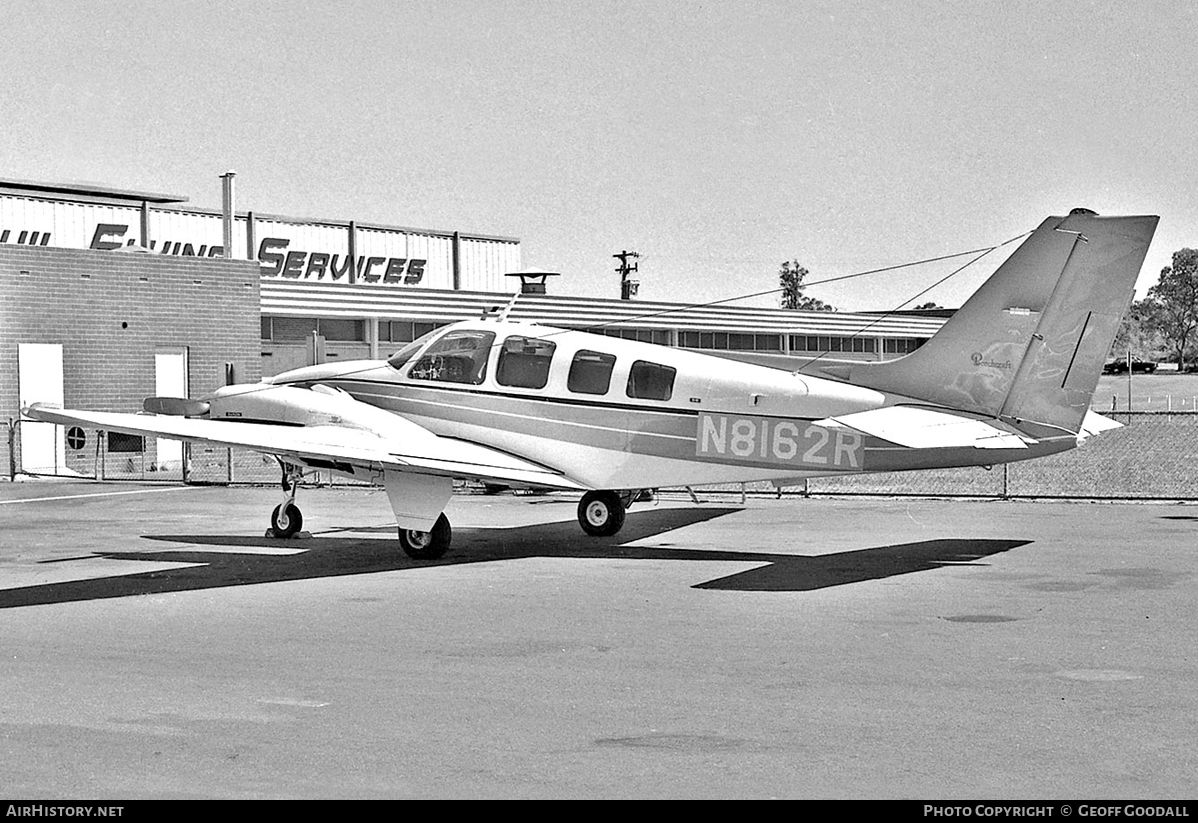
[269, 502, 303, 538]
[399, 513, 452, 560]
[578, 490, 626, 537]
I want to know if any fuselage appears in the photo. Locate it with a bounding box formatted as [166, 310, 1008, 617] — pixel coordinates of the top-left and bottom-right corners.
[265, 319, 1075, 489]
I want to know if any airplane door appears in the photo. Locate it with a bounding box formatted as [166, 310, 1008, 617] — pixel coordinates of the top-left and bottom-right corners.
[155, 349, 189, 472]
[18, 343, 65, 474]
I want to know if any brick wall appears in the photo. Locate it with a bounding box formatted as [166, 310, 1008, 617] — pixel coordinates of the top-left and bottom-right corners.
[0, 246, 261, 475]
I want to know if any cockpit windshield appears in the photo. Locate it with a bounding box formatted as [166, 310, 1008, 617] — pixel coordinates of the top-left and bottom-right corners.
[386, 329, 443, 371]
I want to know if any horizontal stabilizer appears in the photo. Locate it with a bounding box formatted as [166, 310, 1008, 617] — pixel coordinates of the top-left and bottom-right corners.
[816, 406, 1032, 450]
[1078, 410, 1122, 441]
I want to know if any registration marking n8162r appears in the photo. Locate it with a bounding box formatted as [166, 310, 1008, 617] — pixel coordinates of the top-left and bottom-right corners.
[696, 412, 863, 469]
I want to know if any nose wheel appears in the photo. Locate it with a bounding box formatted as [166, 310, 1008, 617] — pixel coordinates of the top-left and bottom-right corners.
[578, 490, 627, 537]
[270, 502, 303, 538]
[268, 461, 306, 539]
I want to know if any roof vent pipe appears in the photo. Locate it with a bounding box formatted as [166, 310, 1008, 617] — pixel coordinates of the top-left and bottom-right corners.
[220, 171, 236, 258]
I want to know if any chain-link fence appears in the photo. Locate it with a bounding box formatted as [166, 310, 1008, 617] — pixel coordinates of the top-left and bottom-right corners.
[5, 419, 372, 487]
[7, 419, 186, 482]
[8, 413, 1198, 500]
[702, 412, 1198, 500]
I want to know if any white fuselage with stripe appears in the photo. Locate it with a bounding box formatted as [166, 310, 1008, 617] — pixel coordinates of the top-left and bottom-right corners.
[269, 320, 1074, 490]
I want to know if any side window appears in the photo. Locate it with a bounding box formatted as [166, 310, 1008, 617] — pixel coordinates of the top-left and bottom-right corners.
[568, 350, 616, 395]
[627, 360, 676, 401]
[496, 335, 556, 390]
[408, 330, 496, 385]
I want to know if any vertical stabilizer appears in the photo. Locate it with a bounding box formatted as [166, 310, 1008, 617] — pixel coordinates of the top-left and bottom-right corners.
[836, 210, 1158, 433]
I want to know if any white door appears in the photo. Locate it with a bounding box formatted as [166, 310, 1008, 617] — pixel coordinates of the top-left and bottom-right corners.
[155, 349, 189, 471]
[18, 343, 65, 474]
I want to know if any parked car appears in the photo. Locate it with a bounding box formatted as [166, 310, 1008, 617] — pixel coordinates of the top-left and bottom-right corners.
[1103, 359, 1158, 374]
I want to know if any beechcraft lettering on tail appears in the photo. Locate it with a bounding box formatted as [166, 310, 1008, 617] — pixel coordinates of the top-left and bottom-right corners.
[27, 209, 1158, 561]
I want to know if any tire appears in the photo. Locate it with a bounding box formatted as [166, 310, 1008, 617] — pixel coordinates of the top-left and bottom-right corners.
[578, 490, 626, 537]
[269, 502, 303, 538]
[399, 513, 452, 560]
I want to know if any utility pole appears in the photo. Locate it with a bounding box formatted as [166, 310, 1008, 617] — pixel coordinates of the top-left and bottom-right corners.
[614, 250, 640, 299]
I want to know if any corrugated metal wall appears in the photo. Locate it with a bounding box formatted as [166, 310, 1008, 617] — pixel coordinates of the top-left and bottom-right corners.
[460, 236, 523, 292]
[149, 208, 231, 256]
[1, 195, 141, 248]
[0, 191, 520, 292]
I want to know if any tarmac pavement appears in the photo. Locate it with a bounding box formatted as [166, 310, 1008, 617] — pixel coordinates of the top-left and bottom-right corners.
[0, 480, 1195, 799]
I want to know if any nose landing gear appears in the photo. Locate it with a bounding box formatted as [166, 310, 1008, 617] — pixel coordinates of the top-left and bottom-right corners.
[268, 461, 306, 539]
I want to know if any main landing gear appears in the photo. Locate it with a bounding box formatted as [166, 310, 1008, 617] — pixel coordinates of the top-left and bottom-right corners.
[266, 460, 453, 560]
[577, 489, 649, 537]
[398, 513, 452, 560]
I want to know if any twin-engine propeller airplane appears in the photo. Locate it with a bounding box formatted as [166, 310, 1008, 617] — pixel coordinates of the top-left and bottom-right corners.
[27, 210, 1157, 559]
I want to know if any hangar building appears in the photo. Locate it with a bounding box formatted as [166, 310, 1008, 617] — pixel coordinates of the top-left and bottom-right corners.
[1, 176, 944, 479]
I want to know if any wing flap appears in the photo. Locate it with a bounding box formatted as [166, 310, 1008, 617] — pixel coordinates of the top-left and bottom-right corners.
[816, 405, 1032, 450]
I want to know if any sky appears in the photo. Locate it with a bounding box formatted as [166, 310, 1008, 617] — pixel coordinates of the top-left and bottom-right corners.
[2, 0, 1195, 311]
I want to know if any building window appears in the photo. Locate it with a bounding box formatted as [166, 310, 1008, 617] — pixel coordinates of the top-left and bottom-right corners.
[883, 338, 927, 354]
[386, 320, 445, 343]
[318, 319, 364, 342]
[568, 350, 616, 395]
[496, 335, 556, 389]
[788, 334, 878, 354]
[627, 360, 676, 401]
[271, 317, 319, 341]
[107, 432, 144, 453]
[387, 321, 412, 344]
[260, 317, 366, 342]
[596, 327, 671, 346]
[408, 330, 495, 385]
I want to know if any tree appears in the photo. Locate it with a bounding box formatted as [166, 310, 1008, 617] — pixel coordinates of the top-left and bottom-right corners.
[1109, 297, 1163, 361]
[913, 301, 942, 310]
[779, 260, 835, 311]
[1147, 249, 1198, 371]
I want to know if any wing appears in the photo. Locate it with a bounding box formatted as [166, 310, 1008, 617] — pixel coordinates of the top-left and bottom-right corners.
[23, 402, 584, 491]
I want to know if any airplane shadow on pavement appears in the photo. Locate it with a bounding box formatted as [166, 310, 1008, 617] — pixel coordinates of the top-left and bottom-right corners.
[0, 506, 1030, 608]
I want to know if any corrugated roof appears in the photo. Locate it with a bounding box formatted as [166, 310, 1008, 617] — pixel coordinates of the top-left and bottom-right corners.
[0, 177, 187, 204]
[260, 281, 947, 337]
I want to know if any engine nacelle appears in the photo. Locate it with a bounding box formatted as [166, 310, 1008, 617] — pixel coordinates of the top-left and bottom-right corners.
[203, 383, 411, 437]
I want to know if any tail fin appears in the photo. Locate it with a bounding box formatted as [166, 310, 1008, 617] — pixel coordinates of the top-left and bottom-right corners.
[834, 209, 1159, 433]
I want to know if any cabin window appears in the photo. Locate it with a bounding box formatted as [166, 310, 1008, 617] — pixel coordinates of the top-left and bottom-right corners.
[568, 350, 616, 395]
[496, 335, 556, 390]
[626, 360, 676, 401]
[386, 328, 443, 371]
[407, 329, 496, 385]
